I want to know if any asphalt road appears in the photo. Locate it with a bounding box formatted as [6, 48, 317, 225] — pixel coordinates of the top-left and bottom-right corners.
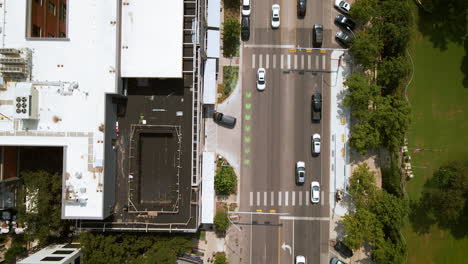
[237, 0, 335, 263]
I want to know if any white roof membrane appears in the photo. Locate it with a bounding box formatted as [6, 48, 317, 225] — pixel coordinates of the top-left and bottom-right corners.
[201, 152, 215, 224]
[203, 59, 217, 104]
[207, 0, 221, 28]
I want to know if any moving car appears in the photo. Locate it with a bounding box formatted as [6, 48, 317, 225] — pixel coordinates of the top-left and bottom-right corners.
[297, 0, 307, 18]
[242, 0, 251, 16]
[311, 93, 322, 122]
[335, 14, 356, 30]
[330, 257, 346, 264]
[213, 111, 236, 128]
[256, 68, 266, 91]
[334, 241, 353, 258]
[310, 181, 320, 204]
[296, 255, 306, 264]
[241, 16, 250, 41]
[335, 31, 353, 47]
[295, 161, 306, 185]
[271, 4, 281, 29]
[313, 24, 323, 48]
[312, 133, 321, 155]
[334, 0, 351, 13]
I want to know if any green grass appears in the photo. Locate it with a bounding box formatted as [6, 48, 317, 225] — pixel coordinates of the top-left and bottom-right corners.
[404, 3, 468, 263]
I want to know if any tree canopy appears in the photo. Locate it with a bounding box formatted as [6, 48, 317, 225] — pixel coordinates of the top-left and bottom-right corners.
[350, 30, 382, 69]
[223, 18, 241, 58]
[342, 208, 384, 249]
[349, 0, 378, 26]
[377, 56, 411, 94]
[214, 209, 230, 232]
[215, 163, 237, 195]
[348, 163, 378, 208]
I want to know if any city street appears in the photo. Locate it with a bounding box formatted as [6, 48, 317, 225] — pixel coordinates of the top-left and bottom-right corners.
[236, 0, 337, 263]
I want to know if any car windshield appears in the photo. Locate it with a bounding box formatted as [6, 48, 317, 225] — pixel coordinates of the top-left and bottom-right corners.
[273, 17, 279, 21]
[258, 79, 265, 85]
[243, 5, 249, 10]
[313, 186, 319, 191]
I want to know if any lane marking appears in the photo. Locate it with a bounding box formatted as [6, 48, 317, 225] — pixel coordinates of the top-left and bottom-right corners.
[285, 191, 289, 206]
[280, 216, 330, 221]
[301, 55, 304, 69]
[322, 55, 326, 70]
[273, 54, 277, 69]
[280, 54, 284, 69]
[244, 159, 250, 165]
[288, 48, 296, 52]
[244, 136, 251, 143]
[244, 125, 251, 132]
[306, 191, 310, 206]
[278, 191, 282, 206]
[252, 54, 256, 69]
[292, 191, 296, 206]
[266, 54, 270, 69]
[264, 191, 267, 206]
[244, 147, 251, 154]
[250, 192, 253, 206]
[315, 56, 319, 69]
[245, 114, 251, 121]
[245, 92, 252, 98]
[271, 191, 274, 206]
[308, 55, 311, 69]
[259, 54, 263, 69]
[256, 209, 262, 212]
[256, 192, 260, 206]
[270, 209, 276, 213]
[294, 55, 298, 69]
[245, 103, 252, 109]
[321, 191, 324, 206]
[287, 55, 291, 69]
[299, 191, 303, 206]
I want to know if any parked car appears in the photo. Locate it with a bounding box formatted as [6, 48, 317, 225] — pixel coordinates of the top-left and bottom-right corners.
[213, 111, 236, 128]
[334, 0, 351, 13]
[334, 241, 353, 258]
[330, 257, 346, 264]
[271, 4, 281, 29]
[295, 161, 306, 185]
[311, 93, 322, 122]
[335, 31, 353, 47]
[297, 0, 307, 17]
[312, 133, 321, 155]
[241, 16, 250, 41]
[296, 255, 306, 264]
[335, 14, 356, 30]
[313, 24, 323, 47]
[311, 181, 320, 204]
[257, 68, 266, 91]
[242, 0, 251, 16]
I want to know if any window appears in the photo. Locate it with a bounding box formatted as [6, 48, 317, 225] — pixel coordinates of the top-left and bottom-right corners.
[47, 0, 56, 15]
[32, 24, 41, 37]
[41, 256, 65, 261]
[34, 0, 42, 5]
[53, 250, 74, 254]
[59, 2, 66, 22]
[48, 33, 55, 38]
[59, 32, 66, 38]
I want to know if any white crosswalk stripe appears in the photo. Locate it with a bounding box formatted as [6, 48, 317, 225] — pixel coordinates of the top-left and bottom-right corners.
[278, 191, 282, 206]
[256, 192, 260, 206]
[271, 191, 274, 206]
[248, 190, 323, 208]
[249, 53, 328, 71]
[299, 191, 303, 206]
[285, 191, 289, 206]
[264, 191, 267, 206]
[259, 54, 263, 69]
[287, 55, 291, 69]
[308, 55, 311, 69]
[301, 55, 304, 69]
[306, 191, 310, 206]
[266, 54, 270, 69]
[322, 55, 326, 70]
[273, 54, 277, 69]
[292, 191, 296, 206]
[252, 54, 256, 69]
[294, 55, 298, 69]
[315, 56, 319, 69]
[280, 54, 284, 69]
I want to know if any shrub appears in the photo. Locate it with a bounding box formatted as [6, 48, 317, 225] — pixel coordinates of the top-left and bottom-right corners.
[4, 244, 27, 261]
[214, 210, 230, 232]
[214, 163, 237, 195]
[223, 18, 240, 57]
[214, 252, 228, 264]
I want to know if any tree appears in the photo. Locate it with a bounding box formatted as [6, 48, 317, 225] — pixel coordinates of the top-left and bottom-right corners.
[214, 252, 228, 264]
[349, 163, 378, 208]
[223, 18, 241, 57]
[350, 30, 382, 69]
[342, 208, 384, 249]
[349, 0, 378, 26]
[214, 209, 230, 232]
[349, 122, 381, 155]
[215, 164, 237, 195]
[372, 233, 406, 264]
[420, 161, 468, 228]
[377, 56, 411, 94]
[16, 170, 69, 244]
[344, 73, 380, 120]
[371, 191, 409, 231]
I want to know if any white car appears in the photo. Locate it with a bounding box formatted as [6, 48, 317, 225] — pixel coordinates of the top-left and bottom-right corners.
[295, 255, 306, 264]
[271, 4, 280, 29]
[334, 0, 351, 13]
[312, 133, 321, 155]
[311, 181, 320, 204]
[257, 68, 266, 91]
[242, 0, 251, 16]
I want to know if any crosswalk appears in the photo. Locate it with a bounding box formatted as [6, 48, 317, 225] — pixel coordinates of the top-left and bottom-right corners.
[250, 53, 327, 71]
[249, 190, 324, 207]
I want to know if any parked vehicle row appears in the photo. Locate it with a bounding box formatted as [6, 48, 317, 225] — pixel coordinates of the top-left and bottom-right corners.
[334, 0, 355, 48]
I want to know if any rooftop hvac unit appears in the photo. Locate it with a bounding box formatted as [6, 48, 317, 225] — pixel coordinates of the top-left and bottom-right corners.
[0, 58, 25, 64]
[0, 67, 25, 74]
[0, 48, 20, 55]
[13, 82, 39, 120]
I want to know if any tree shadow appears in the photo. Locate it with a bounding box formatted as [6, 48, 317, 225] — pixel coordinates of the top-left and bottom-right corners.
[417, 1, 467, 51]
[461, 36, 468, 88]
[408, 198, 436, 235]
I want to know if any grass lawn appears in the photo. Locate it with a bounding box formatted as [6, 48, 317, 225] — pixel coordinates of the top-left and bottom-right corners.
[404, 3, 468, 263]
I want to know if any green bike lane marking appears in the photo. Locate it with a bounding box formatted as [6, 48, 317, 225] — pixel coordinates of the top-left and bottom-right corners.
[243, 92, 253, 166]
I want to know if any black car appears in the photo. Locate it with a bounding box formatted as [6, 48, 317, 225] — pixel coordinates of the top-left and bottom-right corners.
[311, 93, 322, 122]
[335, 31, 353, 48]
[213, 111, 237, 128]
[297, 0, 307, 18]
[334, 241, 353, 258]
[335, 14, 356, 30]
[313, 24, 323, 48]
[241, 16, 250, 41]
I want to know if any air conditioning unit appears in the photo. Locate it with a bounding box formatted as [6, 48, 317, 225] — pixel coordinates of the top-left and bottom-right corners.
[0, 48, 20, 55]
[13, 82, 39, 120]
[0, 67, 24, 74]
[0, 58, 25, 64]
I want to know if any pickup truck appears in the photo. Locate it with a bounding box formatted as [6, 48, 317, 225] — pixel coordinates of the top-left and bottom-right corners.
[311, 93, 322, 122]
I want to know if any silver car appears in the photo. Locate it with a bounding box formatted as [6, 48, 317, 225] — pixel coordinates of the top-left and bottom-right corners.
[271, 4, 280, 29]
[311, 181, 320, 204]
[257, 68, 266, 91]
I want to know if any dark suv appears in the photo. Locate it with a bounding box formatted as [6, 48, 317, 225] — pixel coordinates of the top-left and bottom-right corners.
[334, 241, 353, 258]
[313, 24, 323, 48]
[297, 0, 307, 18]
[311, 93, 322, 122]
[335, 14, 356, 30]
[241, 16, 250, 41]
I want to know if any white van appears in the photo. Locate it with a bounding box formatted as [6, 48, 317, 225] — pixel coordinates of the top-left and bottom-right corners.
[242, 0, 251, 16]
